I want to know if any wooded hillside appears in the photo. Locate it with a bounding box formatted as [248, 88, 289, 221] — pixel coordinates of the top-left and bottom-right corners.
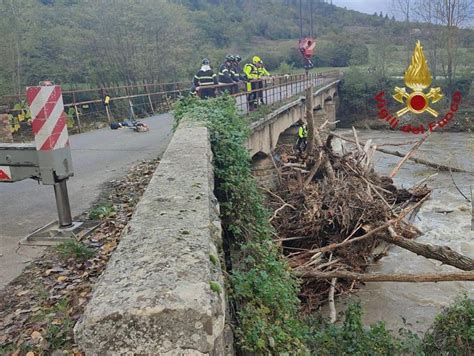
[0, 0, 472, 96]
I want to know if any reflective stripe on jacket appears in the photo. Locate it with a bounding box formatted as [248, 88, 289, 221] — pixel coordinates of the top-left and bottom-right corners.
[218, 63, 233, 84]
[194, 68, 217, 87]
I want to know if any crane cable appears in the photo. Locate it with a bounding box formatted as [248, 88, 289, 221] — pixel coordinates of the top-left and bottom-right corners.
[300, 0, 315, 38]
[299, 0, 303, 39]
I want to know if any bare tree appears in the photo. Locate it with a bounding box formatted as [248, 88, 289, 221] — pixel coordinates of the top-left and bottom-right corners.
[413, 0, 439, 78]
[391, 0, 412, 62]
[432, 0, 474, 83]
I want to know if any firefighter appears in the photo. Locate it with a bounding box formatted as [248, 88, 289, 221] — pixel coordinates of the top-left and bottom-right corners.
[193, 58, 218, 99]
[255, 57, 270, 105]
[218, 55, 235, 93]
[243, 56, 260, 111]
[295, 121, 308, 155]
[234, 55, 245, 80]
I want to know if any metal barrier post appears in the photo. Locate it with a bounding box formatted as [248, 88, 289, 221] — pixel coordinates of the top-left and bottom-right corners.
[54, 179, 73, 227]
[72, 92, 82, 133]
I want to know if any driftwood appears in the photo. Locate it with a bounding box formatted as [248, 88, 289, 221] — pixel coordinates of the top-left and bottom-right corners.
[331, 133, 470, 173]
[296, 270, 474, 282]
[308, 194, 430, 255]
[305, 87, 315, 155]
[389, 134, 430, 178]
[307, 87, 336, 181]
[383, 227, 474, 271]
[329, 278, 337, 323]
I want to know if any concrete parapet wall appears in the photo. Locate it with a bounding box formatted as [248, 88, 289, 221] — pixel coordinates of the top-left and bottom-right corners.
[75, 121, 230, 355]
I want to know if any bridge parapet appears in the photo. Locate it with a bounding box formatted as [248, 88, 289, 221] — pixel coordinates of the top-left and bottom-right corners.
[75, 120, 230, 355]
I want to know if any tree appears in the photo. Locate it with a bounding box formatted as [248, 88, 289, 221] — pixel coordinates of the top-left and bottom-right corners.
[413, 0, 439, 78]
[391, 0, 412, 62]
[432, 0, 474, 83]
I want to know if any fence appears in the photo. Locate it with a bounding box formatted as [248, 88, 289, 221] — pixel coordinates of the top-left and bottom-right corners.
[1, 70, 341, 136]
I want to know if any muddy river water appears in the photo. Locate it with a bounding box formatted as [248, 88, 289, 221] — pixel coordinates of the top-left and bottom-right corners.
[334, 129, 473, 335]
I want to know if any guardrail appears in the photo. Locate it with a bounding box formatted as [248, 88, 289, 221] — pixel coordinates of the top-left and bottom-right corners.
[1, 70, 341, 136]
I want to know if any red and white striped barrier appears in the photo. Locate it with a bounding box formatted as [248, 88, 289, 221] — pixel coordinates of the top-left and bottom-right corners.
[26, 83, 69, 151]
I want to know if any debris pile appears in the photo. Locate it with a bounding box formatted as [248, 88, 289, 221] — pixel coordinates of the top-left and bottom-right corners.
[268, 130, 434, 311]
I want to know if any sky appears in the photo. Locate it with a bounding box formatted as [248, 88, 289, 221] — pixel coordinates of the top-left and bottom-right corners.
[332, 0, 393, 17]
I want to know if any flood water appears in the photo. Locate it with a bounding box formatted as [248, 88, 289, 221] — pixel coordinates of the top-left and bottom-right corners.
[334, 129, 474, 335]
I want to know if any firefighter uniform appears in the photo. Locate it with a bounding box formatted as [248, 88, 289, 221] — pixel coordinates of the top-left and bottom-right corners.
[243, 62, 259, 110]
[244, 56, 269, 110]
[219, 56, 238, 94]
[295, 123, 308, 154]
[194, 59, 218, 99]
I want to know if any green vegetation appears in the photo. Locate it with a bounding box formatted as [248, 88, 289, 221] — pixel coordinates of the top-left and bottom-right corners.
[338, 66, 473, 128]
[174, 95, 473, 353]
[307, 303, 423, 355]
[88, 202, 116, 220]
[174, 95, 307, 353]
[56, 240, 96, 262]
[209, 254, 219, 266]
[1, 1, 471, 98]
[209, 281, 222, 294]
[423, 295, 474, 355]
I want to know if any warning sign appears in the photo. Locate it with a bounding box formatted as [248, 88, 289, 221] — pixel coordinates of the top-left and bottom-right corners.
[0, 166, 12, 181]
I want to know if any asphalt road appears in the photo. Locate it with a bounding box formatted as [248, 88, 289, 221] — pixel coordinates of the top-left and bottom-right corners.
[0, 113, 174, 288]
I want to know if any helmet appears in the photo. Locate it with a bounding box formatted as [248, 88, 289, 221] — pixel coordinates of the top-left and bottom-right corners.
[225, 54, 233, 62]
[235, 55, 242, 62]
[202, 58, 210, 65]
[252, 56, 262, 64]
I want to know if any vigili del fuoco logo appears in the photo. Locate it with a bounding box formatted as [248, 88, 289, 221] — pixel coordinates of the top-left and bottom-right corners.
[374, 41, 462, 134]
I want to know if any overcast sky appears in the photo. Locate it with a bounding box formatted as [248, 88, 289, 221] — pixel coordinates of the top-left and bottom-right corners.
[332, 0, 394, 17]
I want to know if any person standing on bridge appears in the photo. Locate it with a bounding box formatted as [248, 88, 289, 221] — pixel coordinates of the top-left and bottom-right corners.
[243, 56, 260, 111]
[244, 56, 269, 111]
[233, 55, 245, 81]
[218, 55, 236, 94]
[255, 57, 270, 106]
[193, 58, 218, 99]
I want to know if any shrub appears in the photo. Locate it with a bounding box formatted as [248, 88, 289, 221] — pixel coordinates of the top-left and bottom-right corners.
[423, 295, 474, 355]
[307, 303, 422, 355]
[173, 95, 307, 353]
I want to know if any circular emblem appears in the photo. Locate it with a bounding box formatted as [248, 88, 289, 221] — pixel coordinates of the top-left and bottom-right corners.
[407, 92, 428, 113]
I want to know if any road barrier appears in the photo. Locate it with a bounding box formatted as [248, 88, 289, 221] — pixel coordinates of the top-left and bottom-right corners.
[0, 82, 77, 243]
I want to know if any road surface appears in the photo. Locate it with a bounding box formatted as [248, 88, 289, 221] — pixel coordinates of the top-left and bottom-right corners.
[0, 113, 174, 288]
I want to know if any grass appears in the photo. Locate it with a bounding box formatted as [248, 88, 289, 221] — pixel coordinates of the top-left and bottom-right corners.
[88, 202, 116, 220]
[56, 240, 96, 262]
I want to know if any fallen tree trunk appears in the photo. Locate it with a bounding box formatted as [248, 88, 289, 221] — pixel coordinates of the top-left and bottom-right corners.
[331, 133, 470, 173]
[383, 227, 474, 271]
[296, 270, 474, 282]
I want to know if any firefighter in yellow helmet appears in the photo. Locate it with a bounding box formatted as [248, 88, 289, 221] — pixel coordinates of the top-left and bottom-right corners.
[244, 56, 270, 111]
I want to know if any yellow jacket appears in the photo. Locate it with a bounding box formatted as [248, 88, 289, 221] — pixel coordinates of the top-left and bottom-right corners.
[243, 63, 259, 80]
[257, 67, 270, 77]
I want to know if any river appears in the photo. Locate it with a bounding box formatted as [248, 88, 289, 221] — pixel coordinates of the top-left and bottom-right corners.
[334, 129, 473, 335]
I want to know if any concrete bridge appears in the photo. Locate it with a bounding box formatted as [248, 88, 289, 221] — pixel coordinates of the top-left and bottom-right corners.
[248, 80, 339, 188]
[247, 80, 339, 157]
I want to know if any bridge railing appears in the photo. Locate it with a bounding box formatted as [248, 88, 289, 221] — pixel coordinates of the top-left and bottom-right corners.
[1, 70, 341, 136]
